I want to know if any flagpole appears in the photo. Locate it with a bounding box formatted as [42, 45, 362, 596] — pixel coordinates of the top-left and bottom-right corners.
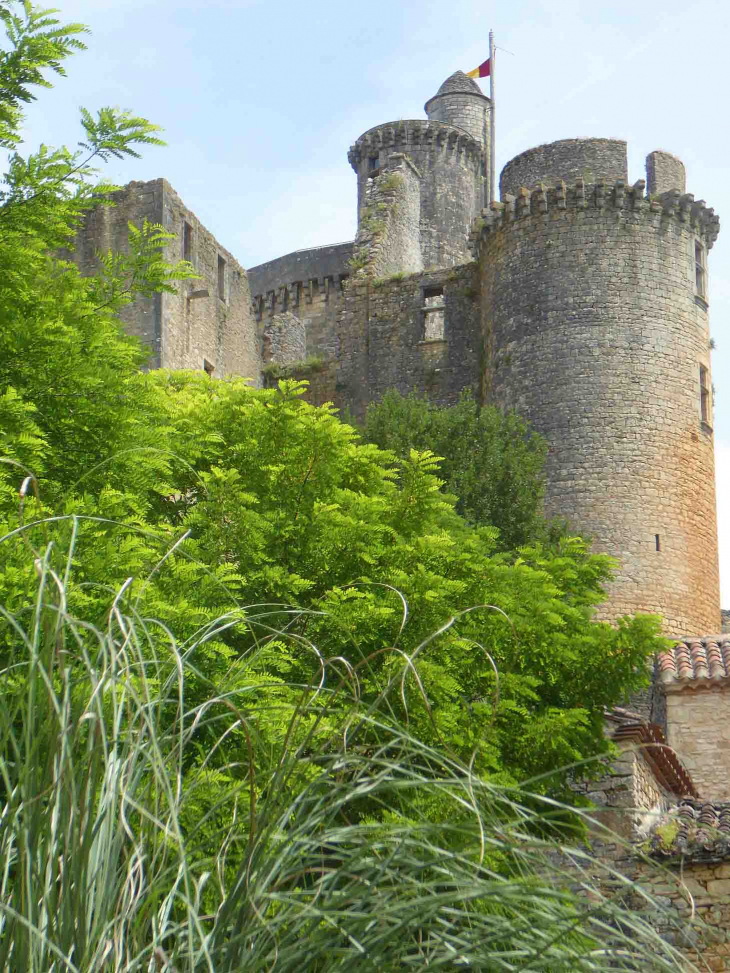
[489, 29, 496, 203]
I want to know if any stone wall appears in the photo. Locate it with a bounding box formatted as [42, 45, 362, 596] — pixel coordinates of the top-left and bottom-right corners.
[248, 242, 353, 359]
[262, 311, 307, 366]
[64, 180, 164, 365]
[499, 138, 628, 198]
[350, 153, 422, 279]
[664, 690, 730, 800]
[334, 263, 481, 421]
[159, 181, 259, 379]
[647, 150, 686, 196]
[475, 163, 720, 636]
[66, 179, 260, 380]
[629, 860, 730, 971]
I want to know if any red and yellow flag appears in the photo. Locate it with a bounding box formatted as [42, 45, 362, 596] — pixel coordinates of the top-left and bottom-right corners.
[466, 58, 491, 79]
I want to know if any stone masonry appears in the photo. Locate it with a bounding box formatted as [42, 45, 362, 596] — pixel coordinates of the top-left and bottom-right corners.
[67, 179, 258, 380]
[473, 148, 720, 636]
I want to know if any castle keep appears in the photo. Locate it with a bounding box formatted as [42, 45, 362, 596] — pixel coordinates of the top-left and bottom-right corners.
[68, 72, 730, 965]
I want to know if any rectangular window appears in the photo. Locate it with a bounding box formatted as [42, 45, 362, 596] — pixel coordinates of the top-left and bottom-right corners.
[203, 358, 215, 377]
[422, 286, 445, 341]
[700, 364, 710, 424]
[368, 155, 379, 171]
[182, 221, 192, 262]
[655, 534, 661, 552]
[695, 242, 706, 298]
[218, 255, 226, 301]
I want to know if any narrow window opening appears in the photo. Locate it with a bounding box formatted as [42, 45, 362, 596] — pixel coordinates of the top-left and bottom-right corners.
[218, 256, 226, 301]
[695, 242, 706, 298]
[700, 364, 710, 423]
[423, 286, 445, 342]
[655, 534, 661, 552]
[311, 278, 319, 298]
[368, 155, 379, 172]
[339, 273, 349, 292]
[203, 358, 215, 377]
[182, 221, 193, 262]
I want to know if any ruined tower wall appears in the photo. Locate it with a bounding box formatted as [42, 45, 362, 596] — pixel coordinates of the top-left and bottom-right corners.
[67, 179, 260, 380]
[475, 158, 720, 636]
[350, 153, 423, 279]
[349, 120, 484, 269]
[66, 180, 163, 365]
[159, 181, 259, 379]
[646, 150, 686, 196]
[248, 242, 353, 358]
[500, 138, 628, 199]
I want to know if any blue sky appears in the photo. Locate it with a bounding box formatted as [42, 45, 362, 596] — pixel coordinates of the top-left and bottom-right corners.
[19, 0, 730, 609]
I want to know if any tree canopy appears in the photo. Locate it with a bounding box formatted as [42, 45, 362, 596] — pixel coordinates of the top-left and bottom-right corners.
[0, 0, 665, 816]
[360, 389, 551, 550]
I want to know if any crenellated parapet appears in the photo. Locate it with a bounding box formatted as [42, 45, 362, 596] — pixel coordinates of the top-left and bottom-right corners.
[348, 119, 484, 173]
[469, 178, 720, 258]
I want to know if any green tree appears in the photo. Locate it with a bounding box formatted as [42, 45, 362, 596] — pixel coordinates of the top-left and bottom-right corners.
[360, 389, 550, 549]
[0, 0, 664, 819]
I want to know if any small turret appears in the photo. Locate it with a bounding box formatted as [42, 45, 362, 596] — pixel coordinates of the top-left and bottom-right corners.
[424, 71, 491, 153]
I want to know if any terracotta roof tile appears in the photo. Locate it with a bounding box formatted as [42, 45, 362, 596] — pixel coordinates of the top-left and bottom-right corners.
[658, 636, 730, 690]
[646, 799, 730, 861]
[606, 709, 699, 798]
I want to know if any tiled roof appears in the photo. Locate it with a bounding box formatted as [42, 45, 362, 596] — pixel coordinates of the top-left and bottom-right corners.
[658, 636, 730, 690]
[433, 71, 485, 98]
[606, 708, 699, 798]
[645, 800, 730, 861]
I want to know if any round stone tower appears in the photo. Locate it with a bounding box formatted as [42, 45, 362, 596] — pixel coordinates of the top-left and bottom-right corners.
[424, 71, 491, 155]
[473, 139, 721, 636]
[348, 72, 489, 269]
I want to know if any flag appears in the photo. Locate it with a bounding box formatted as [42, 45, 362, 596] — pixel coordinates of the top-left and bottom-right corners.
[466, 58, 490, 79]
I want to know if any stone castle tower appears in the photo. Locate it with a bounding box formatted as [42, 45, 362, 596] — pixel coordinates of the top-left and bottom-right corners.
[348, 72, 491, 270]
[474, 138, 721, 635]
[67, 72, 722, 641]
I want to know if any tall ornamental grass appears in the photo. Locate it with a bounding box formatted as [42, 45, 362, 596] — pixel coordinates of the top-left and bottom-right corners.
[0, 543, 704, 971]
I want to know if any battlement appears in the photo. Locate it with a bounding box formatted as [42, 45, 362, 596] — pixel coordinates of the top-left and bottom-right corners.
[470, 179, 720, 258]
[500, 138, 628, 198]
[348, 119, 483, 172]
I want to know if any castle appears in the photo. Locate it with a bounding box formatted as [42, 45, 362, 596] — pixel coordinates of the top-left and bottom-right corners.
[69, 78, 730, 952]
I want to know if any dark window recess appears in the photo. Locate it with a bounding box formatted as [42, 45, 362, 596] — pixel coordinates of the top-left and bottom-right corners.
[423, 286, 445, 341]
[655, 534, 661, 552]
[695, 242, 706, 298]
[700, 364, 710, 423]
[311, 278, 320, 298]
[182, 221, 193, 262]
[339, 273, 349, 292]
[218, 256, 226, 301]
[203, 358, 215, 377]
[368, 156, 379, 171]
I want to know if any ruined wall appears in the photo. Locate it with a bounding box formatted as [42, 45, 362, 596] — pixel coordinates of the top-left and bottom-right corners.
[262, 311, 307, 366]
[335, 263, 481, 421]
[350, 153, 422, 279]
[349, 120, 484, 270]
[65, 180, 164, 365]
[159, 181, 259, 379]
[646, 150, 686, 196]
[66, 179, 260, 379]
[475, 147, 720, 636]
[500, 138, 627, 198]
[248, 242, 353, 358]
